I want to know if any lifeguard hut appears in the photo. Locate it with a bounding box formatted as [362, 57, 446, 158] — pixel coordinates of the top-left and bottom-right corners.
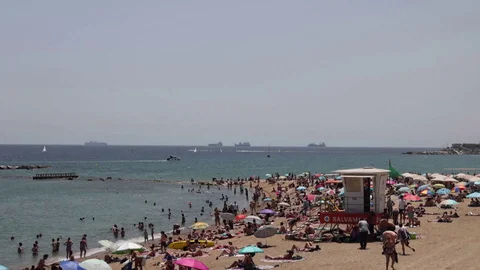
[319, 167, 389, 225]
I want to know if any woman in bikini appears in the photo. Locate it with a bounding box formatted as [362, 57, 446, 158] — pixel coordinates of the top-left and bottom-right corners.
[382, 231, 398, 270]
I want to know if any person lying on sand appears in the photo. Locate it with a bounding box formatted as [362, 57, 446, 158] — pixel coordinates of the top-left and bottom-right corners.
[216, 241, 238, 259]
[265, 249, 295, 260]
[291, 242, 321, 252]
[256, 242, 275, 249]
[427, 212, 452, 223]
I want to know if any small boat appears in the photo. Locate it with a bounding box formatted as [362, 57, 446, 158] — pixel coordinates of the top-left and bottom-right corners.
[193, 148, 197, 153]
[167, 155, 181, 161]
[220, 148, 223, 153]
[42, 146, 47, 153]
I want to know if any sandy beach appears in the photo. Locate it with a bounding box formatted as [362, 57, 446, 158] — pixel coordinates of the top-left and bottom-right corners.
[38, 178, 480, 270]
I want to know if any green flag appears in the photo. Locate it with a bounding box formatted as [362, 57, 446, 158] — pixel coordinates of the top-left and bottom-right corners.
[389, 159, 401, 179]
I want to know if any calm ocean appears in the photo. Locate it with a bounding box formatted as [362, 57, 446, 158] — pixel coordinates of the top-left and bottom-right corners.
[1, 145, 480, 268]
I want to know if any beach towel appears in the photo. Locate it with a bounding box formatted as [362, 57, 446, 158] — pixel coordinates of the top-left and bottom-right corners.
[261, 257, 305, 263]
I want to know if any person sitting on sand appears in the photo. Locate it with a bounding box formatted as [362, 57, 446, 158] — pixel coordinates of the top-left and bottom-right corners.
[256, 242, 275, 249]
[291, 242, 321, 252]
[278, 222, 287, 234]
[225, 253, 256, 270]
[265, 249, 295, 260]
[450, 210, 460, 218]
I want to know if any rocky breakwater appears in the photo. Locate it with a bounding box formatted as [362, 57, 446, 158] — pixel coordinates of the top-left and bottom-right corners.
[0, 165, 51, 170]
[404, 143, 480, 155]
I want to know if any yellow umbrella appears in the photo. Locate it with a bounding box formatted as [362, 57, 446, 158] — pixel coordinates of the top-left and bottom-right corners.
[433, 184, 445, 189]
[190, 222, 209, 230]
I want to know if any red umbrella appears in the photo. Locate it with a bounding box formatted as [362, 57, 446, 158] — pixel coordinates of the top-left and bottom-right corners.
[235, 214, 247, 221]
[403, 194, 421, 201]
[326, 180, 341, 184]
[306, 194, 316, 201]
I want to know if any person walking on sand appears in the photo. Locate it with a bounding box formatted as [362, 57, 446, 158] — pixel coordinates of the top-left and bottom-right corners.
[358, 218, 369, 250]
[398, 196, 406, 224]
[387, 196, 395, 217]
[150, 225, 155, 241]
[214, 208, 221, 226]
[64, 238, 73, 259]
[382, 231, 398, 270]
[397, 224, 415, 255]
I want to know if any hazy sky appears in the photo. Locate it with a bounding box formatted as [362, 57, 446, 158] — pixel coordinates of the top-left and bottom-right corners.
[1, 1, 479, 147]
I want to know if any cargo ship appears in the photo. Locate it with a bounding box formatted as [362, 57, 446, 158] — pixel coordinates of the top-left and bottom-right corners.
[208, 142, 223, 147]
[84, 141, 108, 147]
[307, 142, 326, 147]
[234, 142, 251, 147]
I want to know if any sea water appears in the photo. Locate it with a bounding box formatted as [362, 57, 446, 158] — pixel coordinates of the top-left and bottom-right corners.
[1, 145, 480, 268]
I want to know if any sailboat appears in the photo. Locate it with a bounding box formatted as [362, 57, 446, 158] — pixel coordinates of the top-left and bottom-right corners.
[193, 148, 197, 153]
[220, 148, 223, 153]
[42, 146, 47, 153]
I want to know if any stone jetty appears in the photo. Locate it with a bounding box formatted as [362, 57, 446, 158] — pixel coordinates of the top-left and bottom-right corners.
[403, 143, 480, 155]
[0, 165, 51, 170]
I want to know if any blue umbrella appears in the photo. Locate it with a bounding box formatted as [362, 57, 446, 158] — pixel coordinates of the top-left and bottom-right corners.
[263, 198, 272, 202]
[436, 188, 450, 195]
[417, 185, 430, 192]
[297, 186, 307, 191]
[317, 187, 326, 191]
[265, 174, 272, 178]
[319, 176, 326, 180]
[0, 264, 8, 270]
[60, 261, 86, 270]
[475, 181, 480, 185]
[466, 192, 480, 198]
[398, 187, 410, 193]
[238, 245, 264, 254]
[259, 209, 275, 214]
[335, 176, 342, 180]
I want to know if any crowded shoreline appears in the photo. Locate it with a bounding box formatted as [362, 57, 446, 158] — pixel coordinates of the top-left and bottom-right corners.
[7, 169, 480, 270]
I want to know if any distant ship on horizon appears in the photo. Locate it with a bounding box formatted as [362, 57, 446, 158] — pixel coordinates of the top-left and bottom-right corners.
[307, 142, 326, 147]
[208, 142, 223, 147]
[84, 141, 108, 147]
[235, 142, 251, 147]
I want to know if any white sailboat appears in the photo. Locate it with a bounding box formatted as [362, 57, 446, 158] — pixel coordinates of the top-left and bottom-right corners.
[193, 148, 197, 153]
[42, 146, 47, 153]
[220, 148, 223, 153]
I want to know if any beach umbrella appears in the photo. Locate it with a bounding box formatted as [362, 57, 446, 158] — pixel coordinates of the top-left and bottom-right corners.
[190, 222, 209, 230]
[263, 198, 272, 202]
[297, 186, 307, 191]
[442, 178, 458, 183]
[235, 214, 247, 221]
[319, 176, 326, 180]
[278, 202, 290, 207]
[326, 189, 335, 195]
[475, 181, 480, 185]
[335, 176, 342, 180]
[457, 182, 467, 186]
[220, 213, 235, 221]
[279, 176, 287, 180]
[0, 265, 7, 270]
[60, 261, 86, 270]
[306, 194, 317, 201]
[403, 194, 421, 201]
[433, 184, 445, 189]
[244, 215, 264, 224]
[417, 185, 430, 192]
[238, 245, 264, 254]
[398, 187, 410, 193]
[174, 258, 209, 270]
[259, 209, 275, 215]
[439, 199, 458, 206]
[409, 184, 418, 188]
[254, 226, 277, 239]
[113, 242, 144, 254]
[265, 174, 272, 178]
[395, 183, 407, 187]
[436, 188, 451, 195]
[317, 187, 326, 191]
[466, 192, 480, 198]
[79, 259, 112, 270]
[420, 189, 434, 196]
[468, 176, 480, 182]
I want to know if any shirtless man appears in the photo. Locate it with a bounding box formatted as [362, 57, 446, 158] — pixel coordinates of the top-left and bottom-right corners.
[406, 203, 415, 227]
[35, 254, 48, 270]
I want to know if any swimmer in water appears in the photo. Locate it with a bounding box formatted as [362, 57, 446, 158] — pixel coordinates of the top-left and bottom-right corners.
[201, 207, 204, 213]
[181, 185, 184, 189]
[194, 217, 198, 223]
[154, 202, 156, 206]
[189, 202, 192, 208]
[162, 208, 164, 212]
[168, 213, 171, 219]
[181, 214, 186, 224]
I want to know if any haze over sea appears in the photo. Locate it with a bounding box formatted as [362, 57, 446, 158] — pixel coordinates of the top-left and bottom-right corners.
[1, 144, 480, 268]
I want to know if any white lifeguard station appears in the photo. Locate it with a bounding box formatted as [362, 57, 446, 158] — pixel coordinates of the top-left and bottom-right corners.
[333, 167, 389, 214]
